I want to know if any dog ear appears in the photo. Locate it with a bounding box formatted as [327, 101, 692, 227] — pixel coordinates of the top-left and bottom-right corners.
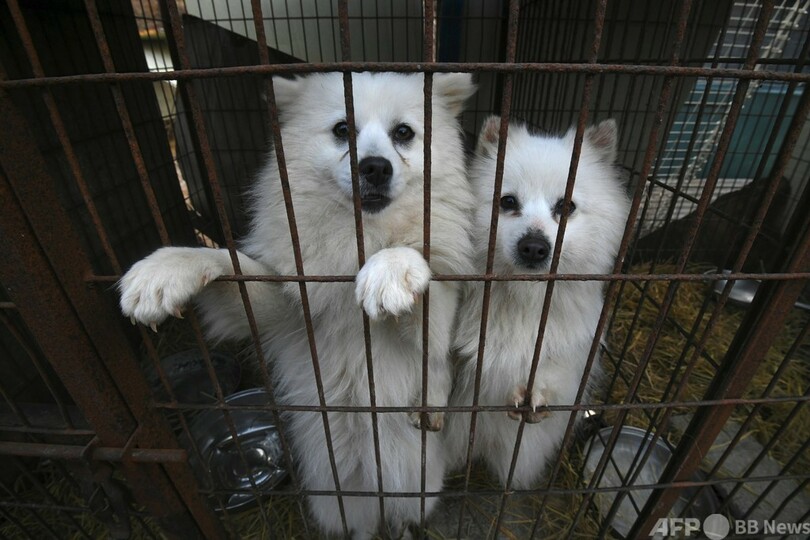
[433, 73, 476, 116]
[476, 115, 501, 157]
[265, 76, 302, 116]
[584, 119, 618, 163]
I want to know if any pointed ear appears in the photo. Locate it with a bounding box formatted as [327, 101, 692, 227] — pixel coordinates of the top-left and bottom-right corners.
[476, 115, 501, 157]
[267, 76, 303, 114]
[433, 73, 476, 116]
[584, 119, 618, 163]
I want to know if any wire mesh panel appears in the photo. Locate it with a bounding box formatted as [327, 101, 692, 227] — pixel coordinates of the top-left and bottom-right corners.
[0, 0, 808, 539]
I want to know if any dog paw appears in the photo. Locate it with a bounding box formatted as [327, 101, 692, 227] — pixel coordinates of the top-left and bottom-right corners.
[355, 247, 431, 320]
[409, 410, 444, 432]
[508, 385, 551, 424]
[119, 247, 226, 329]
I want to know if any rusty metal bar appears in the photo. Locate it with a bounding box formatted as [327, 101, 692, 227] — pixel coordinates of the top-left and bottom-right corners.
[613, 0, 738, 431]
[85, 270, 810, 284]
[337, 0, 388, 532]
[335, 0, 385, 533]
[247, 0, 319, 535]
[82, 0, 170, 244]
[3, 62, 810, 88]
[157, 1, 285, 531]
[455, 1, 521, 536]
[0, 380, 30, 431]
[0, 441, 186, 463]
[161, 468, 810, 498]
[419, 0, 436, 534]
[607, 3, 736, 412]
[0, 82, 224, 538]
[610, 1, 735, 399]
[496, 1, 610, 535]
[150, 392, 810, 414]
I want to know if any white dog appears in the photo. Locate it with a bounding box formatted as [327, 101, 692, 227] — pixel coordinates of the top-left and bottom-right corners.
[445, 117, 629, 488]
[119, 72, 476, 538]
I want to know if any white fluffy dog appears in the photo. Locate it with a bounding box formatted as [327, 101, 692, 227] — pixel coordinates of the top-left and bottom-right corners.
[119, 72, 476, 538]
[445, 117, 629, 488]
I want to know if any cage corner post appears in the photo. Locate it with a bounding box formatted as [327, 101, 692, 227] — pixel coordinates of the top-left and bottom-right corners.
[0, 88, 225, 540]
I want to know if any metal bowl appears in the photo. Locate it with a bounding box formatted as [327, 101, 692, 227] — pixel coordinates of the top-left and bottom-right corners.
[186, 388, 287, 512]
[583, 426, 719, 538]
[150, 349, 241, 404]
[709, 269, 810, 310]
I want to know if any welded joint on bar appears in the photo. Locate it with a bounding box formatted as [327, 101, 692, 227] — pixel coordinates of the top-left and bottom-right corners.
[81, 436, 101, 462]
[121, 425, 142, 463]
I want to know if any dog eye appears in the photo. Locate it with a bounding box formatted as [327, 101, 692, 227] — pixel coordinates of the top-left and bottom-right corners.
[332, 121, 349, 140]
[500, 195, 519, 212]
[392, 123, 415, 142]
[553, 198, 576, 216]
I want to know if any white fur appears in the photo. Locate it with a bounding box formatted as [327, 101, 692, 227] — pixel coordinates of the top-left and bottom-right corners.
[444, 118, 630, 489]
[119, 72, 476, 538]
[355, 246, 432, 320]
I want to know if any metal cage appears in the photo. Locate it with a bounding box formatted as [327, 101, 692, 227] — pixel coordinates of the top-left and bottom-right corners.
[0, 0, 808, 538]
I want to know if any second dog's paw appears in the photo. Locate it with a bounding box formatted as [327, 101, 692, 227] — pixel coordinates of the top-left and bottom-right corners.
[409, 410, 444, 432]
[355, 247, 431, 320]
[119, 247, 226, 329]
[508, 385, 552, 424]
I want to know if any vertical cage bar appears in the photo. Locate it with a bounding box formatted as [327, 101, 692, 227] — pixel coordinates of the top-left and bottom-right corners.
[494, 0, 608, 535]
[82, 0, 170, 245]
[419, 0, 436, 535]
[246, 0, 318, 535]
[336, 0, 386, 533]
[454, 1, 520, 537]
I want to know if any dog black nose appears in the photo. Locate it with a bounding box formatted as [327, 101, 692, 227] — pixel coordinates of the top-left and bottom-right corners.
[359, 157, 393, 187]
[517, 234, 551, 265]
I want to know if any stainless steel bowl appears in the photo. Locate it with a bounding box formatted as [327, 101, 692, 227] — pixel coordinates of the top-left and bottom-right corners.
[150, 349, 240, 403]
[710, 269, 810, 310]
[186, 388, 287, 512]
[583, 426, 719, 538]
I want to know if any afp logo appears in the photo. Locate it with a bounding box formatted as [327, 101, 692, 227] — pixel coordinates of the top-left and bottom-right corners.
[650, 515, 730, 539]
